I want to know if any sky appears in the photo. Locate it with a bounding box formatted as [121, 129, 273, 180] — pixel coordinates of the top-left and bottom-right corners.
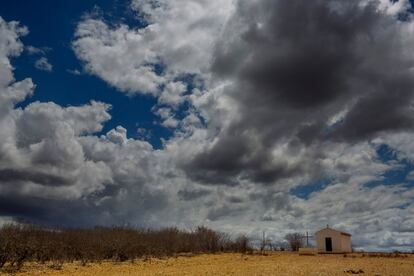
[0, 0, 414, 252]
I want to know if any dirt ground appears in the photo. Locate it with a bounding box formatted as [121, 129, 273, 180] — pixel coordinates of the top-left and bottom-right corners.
[2, 252, 413, 276]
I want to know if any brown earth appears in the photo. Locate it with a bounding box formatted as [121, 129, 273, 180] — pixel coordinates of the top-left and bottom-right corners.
[2, 252, 413, 276]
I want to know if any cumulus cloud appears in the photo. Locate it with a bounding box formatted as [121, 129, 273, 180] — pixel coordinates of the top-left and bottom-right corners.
[158, 81, 187, 107]
[73, 18, 164, 95]
[183, 0, 414, 185]
[168, 0, 413, 249]
[2, 0, 414, 251]
[0, 16, 177, 226]
[72, 0, 234, 99]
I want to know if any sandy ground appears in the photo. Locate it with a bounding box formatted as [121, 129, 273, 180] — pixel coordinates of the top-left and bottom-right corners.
[2, 252, 413, 276]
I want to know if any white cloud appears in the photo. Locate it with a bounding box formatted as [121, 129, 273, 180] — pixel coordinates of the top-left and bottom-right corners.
[158, 81, 187, 107]
[106, 126, 128, 145]
[72, 0, 234, 98]
[34, 57, 53, 72]
[0, 16, 181, 226]
[374, 0, 411, 15]
[73, 19, 164, 95]
[0, 17, 29, 90]
[153, 106, 179, 128]
[129, 0, 235, 74]
[407, 171, 414, 181]
[26, 45, 44, 55]
[25, 45, 51, 55]
[66, 68, 82, 75]
[1, 99, 114, 199]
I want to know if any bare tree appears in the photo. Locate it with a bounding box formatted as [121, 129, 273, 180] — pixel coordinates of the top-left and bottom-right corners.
[284, 233, 304, 251]
[260, 231, 272, 253]
[0, 223, 253, 272]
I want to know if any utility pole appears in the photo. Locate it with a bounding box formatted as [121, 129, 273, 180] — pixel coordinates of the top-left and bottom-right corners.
[306, 231, 309, 247]
[261, 231, 266, 253]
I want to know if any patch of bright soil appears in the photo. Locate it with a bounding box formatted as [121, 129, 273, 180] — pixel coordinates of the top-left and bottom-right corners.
[3, 252, 414, 276]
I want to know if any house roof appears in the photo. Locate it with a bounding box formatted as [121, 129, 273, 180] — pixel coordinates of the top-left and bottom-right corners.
[315, 226, 351, 236]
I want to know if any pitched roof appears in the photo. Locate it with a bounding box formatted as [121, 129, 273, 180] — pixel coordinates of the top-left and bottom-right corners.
[315, 226, 351, 236]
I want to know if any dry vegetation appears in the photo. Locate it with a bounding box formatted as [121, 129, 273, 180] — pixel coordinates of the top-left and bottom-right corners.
[0, 224, 251, 273]
[2, 252, 413, 276]
[1, 224, 413, 275]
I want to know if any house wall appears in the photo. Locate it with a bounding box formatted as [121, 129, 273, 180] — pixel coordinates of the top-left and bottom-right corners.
[340, 234, 352, 253]
[315, 228, 351, 253]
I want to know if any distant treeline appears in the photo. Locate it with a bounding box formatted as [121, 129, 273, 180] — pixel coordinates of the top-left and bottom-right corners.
[0, 224, 251, 272]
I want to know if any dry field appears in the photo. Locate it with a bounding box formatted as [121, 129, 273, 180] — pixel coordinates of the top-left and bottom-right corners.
[2, 252, 413, 276]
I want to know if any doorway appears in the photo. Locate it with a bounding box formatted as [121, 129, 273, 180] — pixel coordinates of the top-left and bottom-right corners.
[325, 237, 332, 252]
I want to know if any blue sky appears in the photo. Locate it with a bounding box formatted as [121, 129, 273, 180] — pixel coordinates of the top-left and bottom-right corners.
[0, 0, 414, 251]
[291, 144, 414, 199]
[3, 0, 171, 148]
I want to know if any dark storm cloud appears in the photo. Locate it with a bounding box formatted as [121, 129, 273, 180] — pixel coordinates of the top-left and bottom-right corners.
[332, 78, 414, 141]
[185, 132, 305, 185]
[0, 169, 72, 186]
[0, 184, 171, 227]
[0, 196, 52, 220]
[177, 188, 212, 201]
[224, 1, 379, 107]
[183, 0, 414, 185]
[206, 204, 248, 221]
[0, 195, 108, 226]
[0, 195, 122, 227]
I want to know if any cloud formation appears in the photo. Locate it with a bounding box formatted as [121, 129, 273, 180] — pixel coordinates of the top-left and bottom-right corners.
[34, 57, 53, 72]
[0, 16, 170, 226]
[185, 0, 414, 185]
[72, 0, 234, 96]
[1, 0, 414, 251]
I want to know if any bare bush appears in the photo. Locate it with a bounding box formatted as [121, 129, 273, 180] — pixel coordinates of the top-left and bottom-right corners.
[0, 223, 251, 271]
[285, 233, 305, 251]
[233, 235, 252, 254]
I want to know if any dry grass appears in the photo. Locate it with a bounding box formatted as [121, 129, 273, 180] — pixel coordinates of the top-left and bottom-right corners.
[4, 252, 413, 276]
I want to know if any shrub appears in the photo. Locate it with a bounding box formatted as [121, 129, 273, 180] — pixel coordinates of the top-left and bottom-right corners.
[284, 233, 304, 251]
[0, 223, 250, 271]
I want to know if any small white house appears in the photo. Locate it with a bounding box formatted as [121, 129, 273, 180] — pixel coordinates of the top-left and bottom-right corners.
[315, 225, 352, 253]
